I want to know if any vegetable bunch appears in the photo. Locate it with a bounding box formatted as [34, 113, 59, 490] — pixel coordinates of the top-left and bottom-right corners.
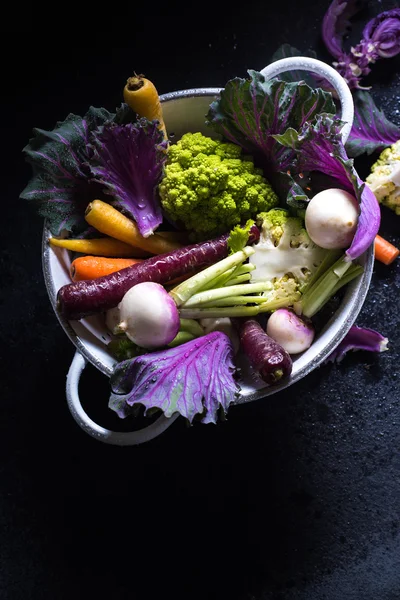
[20, 63, 391, 431]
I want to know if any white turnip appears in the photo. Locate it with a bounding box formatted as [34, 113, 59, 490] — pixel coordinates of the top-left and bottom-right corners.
[117, 282, 180, 349]
[266, 308, 315, 355]
[305, 188, 359, 249]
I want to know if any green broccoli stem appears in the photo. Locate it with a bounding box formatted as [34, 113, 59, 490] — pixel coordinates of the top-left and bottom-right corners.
[198, 295, 268, 307]
[169, 246, 255, 307]
[179, 305, 261, 319]
[301, 255, 363, 318]
[181, 281, 271, 308]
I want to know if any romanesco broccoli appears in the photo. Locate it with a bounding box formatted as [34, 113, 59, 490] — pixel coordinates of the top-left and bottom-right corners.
[159, 132, 279, 239]
[249, 209, 327, 310]
[366, 139, 400, 215]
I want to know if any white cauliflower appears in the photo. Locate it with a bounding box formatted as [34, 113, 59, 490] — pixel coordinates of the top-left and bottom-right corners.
[366, 139, 400, 215]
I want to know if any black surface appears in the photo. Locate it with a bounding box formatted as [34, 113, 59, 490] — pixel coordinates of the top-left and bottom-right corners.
[2, 2, 400, 599]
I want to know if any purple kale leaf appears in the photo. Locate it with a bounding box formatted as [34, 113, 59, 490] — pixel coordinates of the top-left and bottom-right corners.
[346, 90, 400, 158]
[274, 113, 381, 260]
[325, 325, 389, 363]
[206, 70, 336, 175]
[322, 0, 362, 62]
[20, 106, 113, 235]
[89, 119, 168, 238]
[109, 331, 239, 424]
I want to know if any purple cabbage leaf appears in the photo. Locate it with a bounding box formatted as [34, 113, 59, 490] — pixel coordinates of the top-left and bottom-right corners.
[108, 331, 239, 424]
[325, 325, 389, 363]
[274, 113, 381, 260]
[20, 106, 114, 235]
[205, 70, 336, 175]
[89, 119, 168, 238]
[346, 90, 400, 157]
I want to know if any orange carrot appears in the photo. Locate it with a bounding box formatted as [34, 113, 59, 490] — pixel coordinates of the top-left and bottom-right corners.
[123, 74, 167, 139]
[85, 200, 181, 256]
[48, 236, 150, 258]
[374, 234, 399, 265]
[70, 256, 143, 282]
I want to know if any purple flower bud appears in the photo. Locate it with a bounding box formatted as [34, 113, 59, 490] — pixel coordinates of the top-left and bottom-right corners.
[362, 9, 400, 58]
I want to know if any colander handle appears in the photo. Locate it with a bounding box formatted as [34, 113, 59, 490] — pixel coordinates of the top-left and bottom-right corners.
[66, 351, 179, 446]
[260, 56, 354, 143]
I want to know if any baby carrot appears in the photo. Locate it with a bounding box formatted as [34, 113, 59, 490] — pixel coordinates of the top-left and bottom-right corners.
[123, 74, 167, 140]
[85, 200, 181, 256]
[374, 234, 399, 265]
[48, 236, 150, 258]
[70, 256, 143, 282]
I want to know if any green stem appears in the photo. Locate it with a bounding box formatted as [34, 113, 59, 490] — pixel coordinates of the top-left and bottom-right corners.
[331, 264, 364, 296]
[181, 281, 270, 308]
[302, 248, 342, 293]
[257, 294, 301, 313]
[224, 273, 251, 286]
[199, 295, 268, 307]
[233, 263, 256, 276]
[167, 331, 195, 347]
[179, 305, 261, 319]
[169, 246, 255, 306]
[199, 267, 236, 292]
[301, 255, 362, 318]
[178, 318, 205, 337]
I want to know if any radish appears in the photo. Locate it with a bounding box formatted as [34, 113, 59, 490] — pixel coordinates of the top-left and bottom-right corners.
[305, 188, 359, 249]
[117, 282, 180, 349]
[266, 309, 315, 355]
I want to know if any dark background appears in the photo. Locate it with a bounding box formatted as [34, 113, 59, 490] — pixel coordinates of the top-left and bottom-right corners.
[1, 1, 399, 598]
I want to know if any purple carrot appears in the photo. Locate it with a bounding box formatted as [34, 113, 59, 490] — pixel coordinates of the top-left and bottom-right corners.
[57, 225, 260, 320]
[232, 318, 292, 385]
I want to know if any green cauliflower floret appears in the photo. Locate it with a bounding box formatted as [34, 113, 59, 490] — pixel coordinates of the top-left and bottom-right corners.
[366, 139, 400, 215]
[250, 209, 327, 309]
[159, 132, 279, 239]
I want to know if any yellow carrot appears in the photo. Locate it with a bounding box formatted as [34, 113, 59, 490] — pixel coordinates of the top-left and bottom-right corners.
[48, 236, 150, 258]
[123, 74, 167, 140]
[84, 200, 181, 255]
